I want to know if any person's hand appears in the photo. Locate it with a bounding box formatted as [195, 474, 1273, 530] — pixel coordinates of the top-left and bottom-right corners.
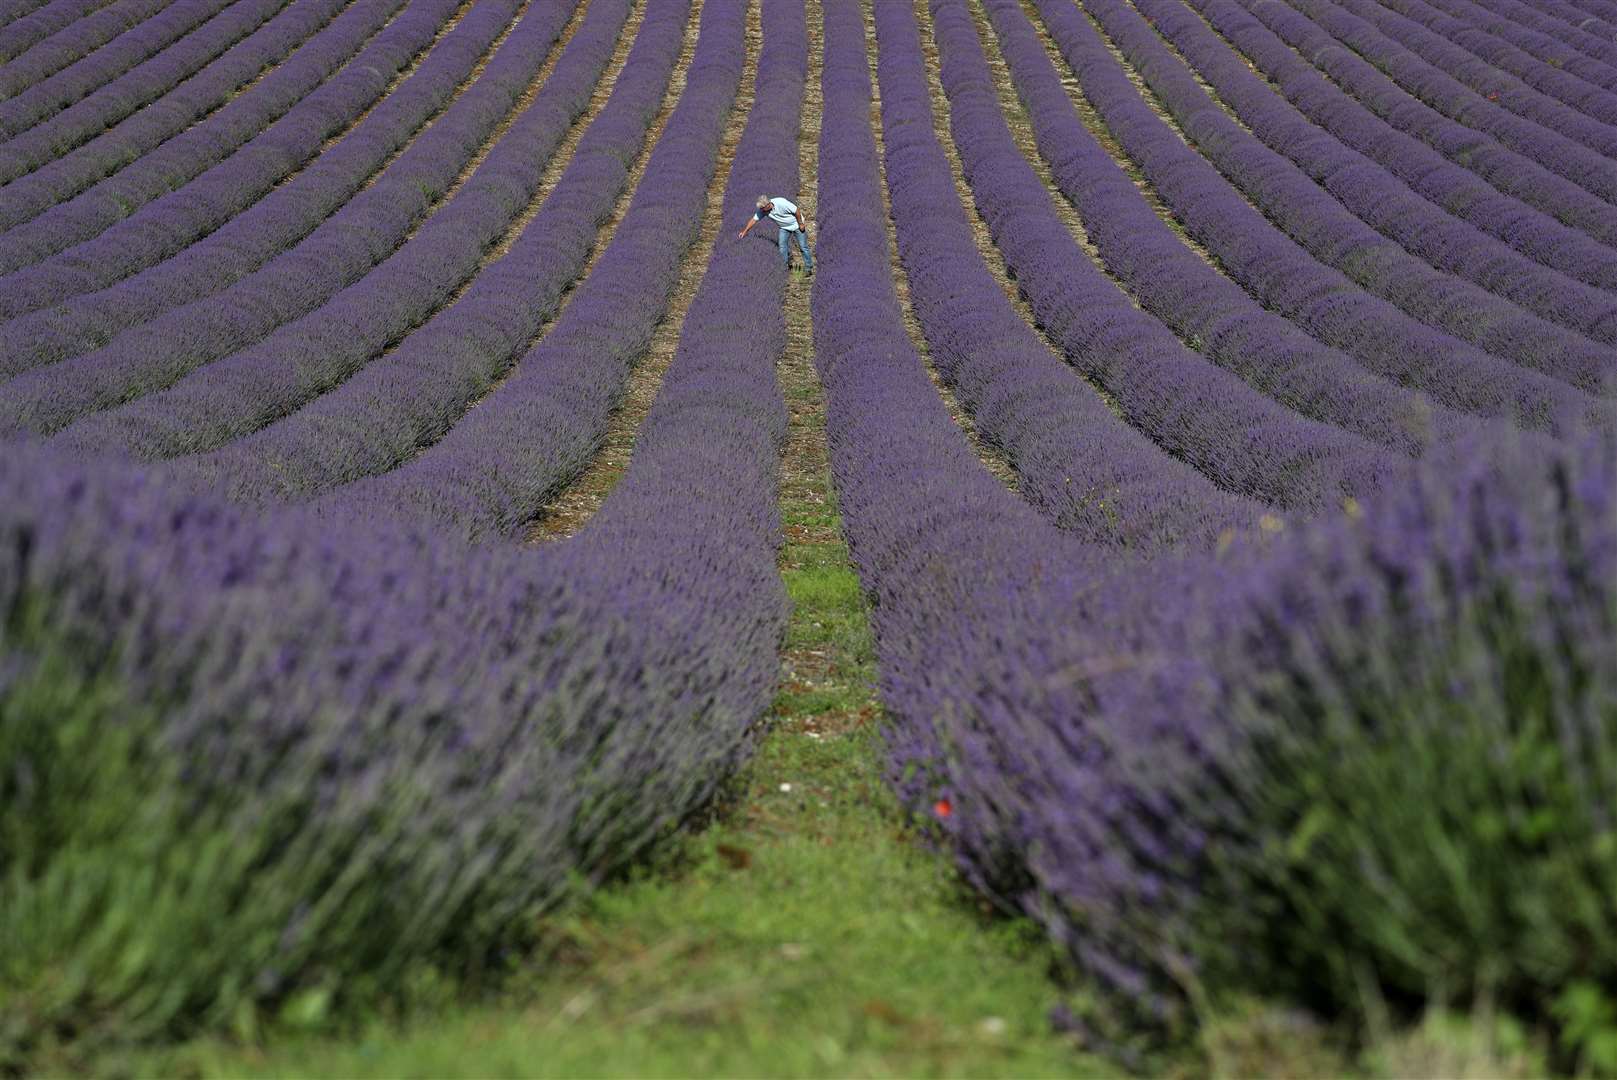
[735, 229, 745, 239]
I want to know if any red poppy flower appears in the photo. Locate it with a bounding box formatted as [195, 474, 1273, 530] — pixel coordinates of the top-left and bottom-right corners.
[933, 799, 953, 819]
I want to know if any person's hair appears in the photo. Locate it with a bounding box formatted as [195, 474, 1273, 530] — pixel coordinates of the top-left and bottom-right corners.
[757, 195, 771, 208]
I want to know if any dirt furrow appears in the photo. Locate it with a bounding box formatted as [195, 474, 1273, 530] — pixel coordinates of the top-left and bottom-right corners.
[1009, 0, 1226, 270]
[529, 0, 763, 542]
[868, 0, 1021, 491]
[460, 0, 705, 418]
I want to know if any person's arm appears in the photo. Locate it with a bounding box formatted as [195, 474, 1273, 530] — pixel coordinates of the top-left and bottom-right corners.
[737, 212, 759, 240]
[795, 208, 807, 233]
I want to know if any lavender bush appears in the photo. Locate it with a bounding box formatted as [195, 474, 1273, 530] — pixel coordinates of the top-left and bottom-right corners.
[1, 0, 795, 1057]
[0, 437, 776, 1056]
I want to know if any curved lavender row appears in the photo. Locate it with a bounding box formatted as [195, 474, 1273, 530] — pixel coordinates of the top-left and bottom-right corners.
[1184, 0, 1617, 294]
[1327, 0, 1617, 152]
[0, 0, 149, 87]
[1065, 0, 1617, 400]
[0, 0, 362, 216]
[980, 0, 1482, 458]
[0, 0, 232, 139]
[0, 0, 95, 59]
[1422, 0, 1617, 93]
[874, 1, 1258, 547]
[935, 0, 1392, 513]
[1279, 0, 1617, 206]
[0, 0, 344, 193]
[0, 0, 542, 378]
[326, 0, 786, 775]
[1126, 0, 1617, 338]
[1380, 0, 1617, 106]
[43, 0, 631, 459]
[177, 0, 691, 502]
[323, 2, 746, 540]
[510, 0, 799, 703]
[500, 0, 798, 753]
[823, 0, 1098, 872]
[1462, 0, 1617, 75]
[841, 2, 1617, 1037]
[0, 0, 438, 286]
[1232, 0, 1617, 250]
[0, 433, 782, 1038]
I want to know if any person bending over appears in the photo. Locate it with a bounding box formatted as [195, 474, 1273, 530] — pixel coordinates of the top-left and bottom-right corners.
[738, 194, 813, 274]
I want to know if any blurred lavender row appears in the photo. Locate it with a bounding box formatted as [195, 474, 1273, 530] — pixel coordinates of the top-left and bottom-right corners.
[834, 0, 1617, 1053]
[0, 0, 804, 1042]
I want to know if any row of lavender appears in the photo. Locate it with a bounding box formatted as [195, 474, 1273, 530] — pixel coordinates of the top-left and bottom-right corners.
[1, 0, 804, 1053]
[827, 0, 1617, 1065]
[1002, 0, 1609, 436]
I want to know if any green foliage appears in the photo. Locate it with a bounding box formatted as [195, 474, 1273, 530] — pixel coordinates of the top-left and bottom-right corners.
[1201, 586, 1617, 1071]
[0, 623, 532, 1068]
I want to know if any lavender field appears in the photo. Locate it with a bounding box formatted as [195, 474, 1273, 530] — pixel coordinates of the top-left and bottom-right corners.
[2, 0, 1615, 1072]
